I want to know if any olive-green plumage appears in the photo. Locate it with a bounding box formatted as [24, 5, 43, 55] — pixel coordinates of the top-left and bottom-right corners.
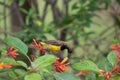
[39, 40, 73, 58]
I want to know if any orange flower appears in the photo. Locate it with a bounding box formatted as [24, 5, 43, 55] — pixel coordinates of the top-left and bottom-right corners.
[8, 46, 19, 58]
[98, 69, 106, 76]
[33, 39, 46, 54]
[0, 62, 12, 69]
[106, 72, 111, 80]
[0, 63, 4, 69]
[3, 63, 12, 68]
[98, 70, 111, 80]
[53, 57, 70, 72]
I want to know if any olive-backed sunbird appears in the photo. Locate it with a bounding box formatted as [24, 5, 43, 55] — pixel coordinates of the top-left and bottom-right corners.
[39, 40, 73, 58]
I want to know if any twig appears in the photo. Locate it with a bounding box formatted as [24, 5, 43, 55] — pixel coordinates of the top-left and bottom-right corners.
[113, 18, 120, 39]
[63, 0, 69, 16]
[51, 0, 58, 20]
[41, 1, 48, 22]
[0, 2, 19, 23]
[32, 0, 40, 19]
[95, 25, 113, 39]
[3, 0, 7, 37]
[0, 11, 12, 22]
[0, 1, 9, 8]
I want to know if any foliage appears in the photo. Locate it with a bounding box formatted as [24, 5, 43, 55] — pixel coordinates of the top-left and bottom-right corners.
[1, 0, 120, 80]
[0, 36, 119, 80]
[72, 60, 99, 72]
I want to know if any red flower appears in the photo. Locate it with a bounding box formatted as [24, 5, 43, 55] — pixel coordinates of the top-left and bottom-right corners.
[33, 39, 46, 54]
[8, 46, 19, 58]
[112, 66, 120, 73]
[0, 62, 12, 69]
[111, 44, 120, 53]
[53, 57, 70, 72]
[106, 72, 111, 80]
[111, 44, 120, 63]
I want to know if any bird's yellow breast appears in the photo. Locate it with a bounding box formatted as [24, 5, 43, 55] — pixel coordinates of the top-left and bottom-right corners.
[40, 42, 61, 53]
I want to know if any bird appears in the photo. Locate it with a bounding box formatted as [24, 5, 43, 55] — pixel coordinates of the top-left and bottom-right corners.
[39, 40, 73, 58]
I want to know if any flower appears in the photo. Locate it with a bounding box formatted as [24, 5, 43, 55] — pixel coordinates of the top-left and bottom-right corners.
[33, 39, 46, 54]
[111, 44, 120, 53]
[0, 62, 12, 69]
[8, 46, 19, 58]
[111, 44, 120, 63]
[0, 63, 4, 69]
[98, 70, 111, 80]
[35, 20, 42, 26]
[112, 66, 120, 73]
[106, 72, 111, 80]
[53, 57, 70, 72]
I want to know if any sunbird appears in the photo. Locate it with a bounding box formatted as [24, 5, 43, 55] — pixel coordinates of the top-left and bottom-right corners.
[39, 40, 73, 58]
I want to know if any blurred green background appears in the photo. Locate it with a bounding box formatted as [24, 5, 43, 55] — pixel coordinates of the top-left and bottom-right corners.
[0, 0, 120, 71]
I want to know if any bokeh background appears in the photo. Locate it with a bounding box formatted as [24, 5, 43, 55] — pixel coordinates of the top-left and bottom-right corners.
[0, 0, 120, 79]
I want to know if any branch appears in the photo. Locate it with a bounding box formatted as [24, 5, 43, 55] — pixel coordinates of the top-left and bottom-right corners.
[11, 2, 24, 25]
[113, 16, 120, 39]
[92, 25, 113, 44]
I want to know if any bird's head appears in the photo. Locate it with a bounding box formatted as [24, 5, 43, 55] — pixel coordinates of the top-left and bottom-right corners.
[61, 44, 73, 58]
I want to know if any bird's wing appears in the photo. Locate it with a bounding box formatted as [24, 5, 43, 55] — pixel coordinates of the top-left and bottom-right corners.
[45, 40, 67, 46]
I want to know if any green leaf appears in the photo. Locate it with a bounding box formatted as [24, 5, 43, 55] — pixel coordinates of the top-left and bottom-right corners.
[113, 76, 120, 80]
[4, 36, 28, 56]
[8, 71, 17, 79]
[42, 72, 54, 78]
[44, 33, 56, 40]
[72, 60, 99, 72]
[14, 69, 26, 76]
[98, 58, 113, 71]
[32, 55, 56, 69]
[54, 72, 80, 80]
[24, 73, 42, 80]
[20, 8, 28, 14]
[61, 16, 74, 26]
[44, 65, 53, 71]
[2, 57, 16, 64]
[8, 0, 14, 5]
[107, 51, 117, 67]
[8, 69, 26, 80]
[19, 0, 25, 6]
[0, 49, 7, 56]
[26, 15, 30, 25]
[0, 69, 11, 73]
[86, 73, 96, 80]
[72, 3, 79, 10]
[15, 61, 28, 68]
[28, 7, 35, 16]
